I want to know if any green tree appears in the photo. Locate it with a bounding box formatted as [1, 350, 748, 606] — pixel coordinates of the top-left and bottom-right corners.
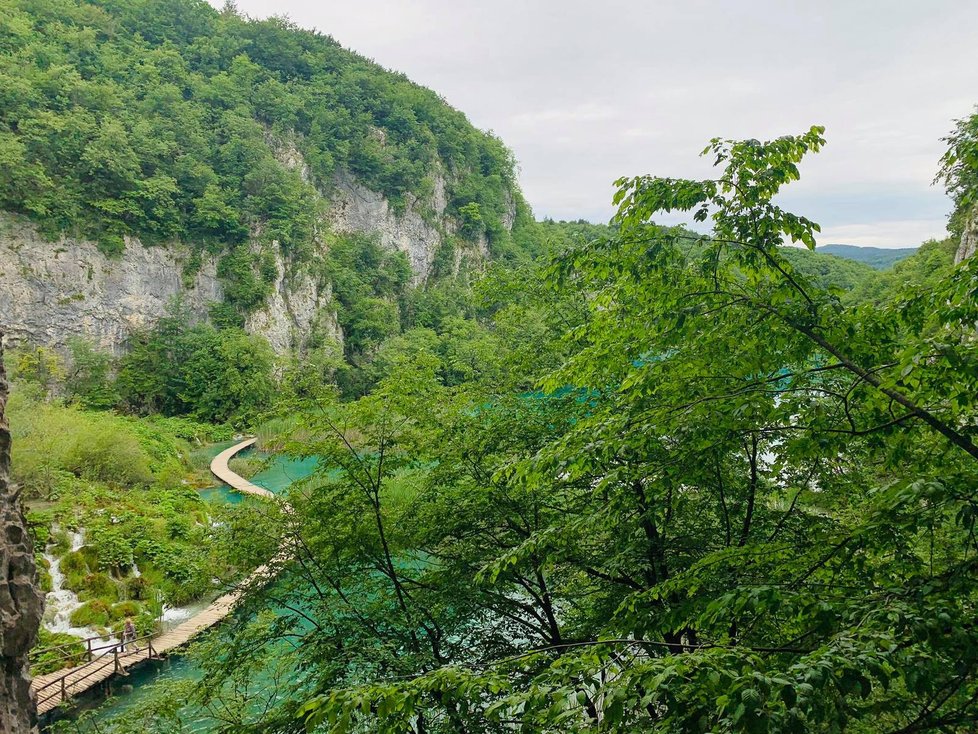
[64, 337, 118, 410]
[295, 129, 978, 733]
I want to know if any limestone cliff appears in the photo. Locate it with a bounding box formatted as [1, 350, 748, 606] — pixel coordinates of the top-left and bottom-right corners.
[0, 216, 222, 355]
[0, 161, 511, 356]
[0, 336, 43, 734]
[326, 170, 490, 282]
[955, 206, 978, 264]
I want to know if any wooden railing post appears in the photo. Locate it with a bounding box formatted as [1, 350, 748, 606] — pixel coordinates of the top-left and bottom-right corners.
[114, 646, 120, 673]
[86, 637, 92, 662]
[60, 676, 66, 702]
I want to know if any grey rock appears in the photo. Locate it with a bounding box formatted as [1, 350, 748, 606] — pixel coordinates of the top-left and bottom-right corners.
[0, 216, 221, 355]
[245, 251, 341, 354]
[955, 205, 978, 264]
[0, 155, 516, 357]
[0, 335, 44, 734]
[326, 170, 445, 283]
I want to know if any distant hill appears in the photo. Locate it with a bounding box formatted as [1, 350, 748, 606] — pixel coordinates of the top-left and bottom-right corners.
[818, 245, 917, 270]
[780, 247, 878, 292]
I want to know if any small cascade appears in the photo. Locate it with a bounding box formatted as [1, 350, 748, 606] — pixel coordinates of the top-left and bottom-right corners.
[42, 528, 120, 648]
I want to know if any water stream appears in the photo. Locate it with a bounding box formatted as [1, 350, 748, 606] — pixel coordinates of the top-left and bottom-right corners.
[42, 529, 121, 648]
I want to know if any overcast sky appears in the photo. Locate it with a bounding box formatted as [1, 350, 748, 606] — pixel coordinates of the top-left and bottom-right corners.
[217, 0, 978, 248]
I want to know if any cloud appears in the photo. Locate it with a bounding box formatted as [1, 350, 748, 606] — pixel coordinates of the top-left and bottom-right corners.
[817, 220, 949, 248]
[509, 103, 619, 128]
[217, 0, 978, 248]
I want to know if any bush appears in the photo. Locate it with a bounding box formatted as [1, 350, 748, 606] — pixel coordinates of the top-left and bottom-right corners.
[49, 529, 71, 556]
[89, 528, 134, 572]
[31, 630, 86, 675]
[78, 573, 120, 602]
[63, 428, 153, 487]
[125, 575, 150, 601]
[110, 601, 142, 621]
[60, 550, 89, 576]
[69, 599, 111, 628]
[65, 338, 119, 410]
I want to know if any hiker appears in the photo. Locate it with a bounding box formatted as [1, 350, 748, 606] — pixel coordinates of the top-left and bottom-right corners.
[122, 617, 139, 653]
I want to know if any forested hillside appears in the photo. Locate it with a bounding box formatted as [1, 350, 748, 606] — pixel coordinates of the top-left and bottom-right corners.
[817, 244, 917, 269]
[0, 0, 529, 259]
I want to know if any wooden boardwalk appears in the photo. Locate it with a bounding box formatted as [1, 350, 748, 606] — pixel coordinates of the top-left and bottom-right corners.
[32, 437, 275, 716]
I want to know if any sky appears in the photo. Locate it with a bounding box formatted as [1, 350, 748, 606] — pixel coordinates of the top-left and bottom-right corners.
[215, 0, 978, 248]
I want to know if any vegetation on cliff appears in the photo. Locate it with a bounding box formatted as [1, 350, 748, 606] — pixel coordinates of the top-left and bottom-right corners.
[0, 0, 525, 258]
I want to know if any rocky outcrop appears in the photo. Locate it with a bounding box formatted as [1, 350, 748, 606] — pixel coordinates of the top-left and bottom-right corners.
[0, 216, 221, 355]
[0, 155, 516, 357]
[0, 216, 340, 357]
[0, 336, 43, 734]
[244, 253, 341, 354]
[325, 170, 448, 283]
[955, 206, 978, 264]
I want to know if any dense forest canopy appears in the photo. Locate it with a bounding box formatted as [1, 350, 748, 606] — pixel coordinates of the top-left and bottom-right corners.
[36, 123, 973, 734]
[0, 0, 529, 260]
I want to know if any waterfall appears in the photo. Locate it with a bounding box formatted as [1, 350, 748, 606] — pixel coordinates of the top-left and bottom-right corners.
[42, 528, 120, 648]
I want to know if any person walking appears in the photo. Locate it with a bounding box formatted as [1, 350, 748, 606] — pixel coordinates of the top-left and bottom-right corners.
[122, 616, 139, 653]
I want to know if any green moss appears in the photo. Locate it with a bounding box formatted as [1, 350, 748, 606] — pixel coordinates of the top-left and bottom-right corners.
[110, 601, 142, 621]
[60, 550, 89, 576]
[78, 573, 120, 602]
[36, 556, 53, 593]
[69, 599, 111, 628]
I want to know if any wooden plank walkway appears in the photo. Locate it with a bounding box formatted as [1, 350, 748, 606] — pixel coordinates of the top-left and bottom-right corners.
[32, 437, 277, 716]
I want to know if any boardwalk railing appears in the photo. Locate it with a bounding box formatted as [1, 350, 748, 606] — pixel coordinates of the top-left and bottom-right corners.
[34, 632, 132, 664]
[34, 634, 159, 711]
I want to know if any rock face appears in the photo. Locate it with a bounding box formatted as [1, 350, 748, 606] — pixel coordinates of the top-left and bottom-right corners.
[326, 170, 492, 283]
[955, 206, 978, 264]
[0, 336, 43, 734]
[0, 161, 514, 356]
[0, 216, 222, 355]
[244, 252, 341, 354]
[0, 216, 339, 357]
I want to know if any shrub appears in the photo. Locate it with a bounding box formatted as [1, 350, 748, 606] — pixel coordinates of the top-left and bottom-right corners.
[64, 338, 119, 410]
[49, 529, 71, 556]
[89, 528, 134, 572]
[63, 428, 153, 487]
[78, 573, 120, 602]
[60, 550, 89, 576]
[31, 630, 86, 675]
[110, 601, 142, 621]
[69, 599, 111, 628]
[25, 510, 53, 546]
[125, 575, 150, 601]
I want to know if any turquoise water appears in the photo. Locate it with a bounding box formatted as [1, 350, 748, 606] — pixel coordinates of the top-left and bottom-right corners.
[70, 449, 318, 729]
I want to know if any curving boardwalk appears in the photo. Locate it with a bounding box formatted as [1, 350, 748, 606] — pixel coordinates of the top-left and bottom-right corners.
[32, 437, 277, 717]
[210, 437, 275, 499]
